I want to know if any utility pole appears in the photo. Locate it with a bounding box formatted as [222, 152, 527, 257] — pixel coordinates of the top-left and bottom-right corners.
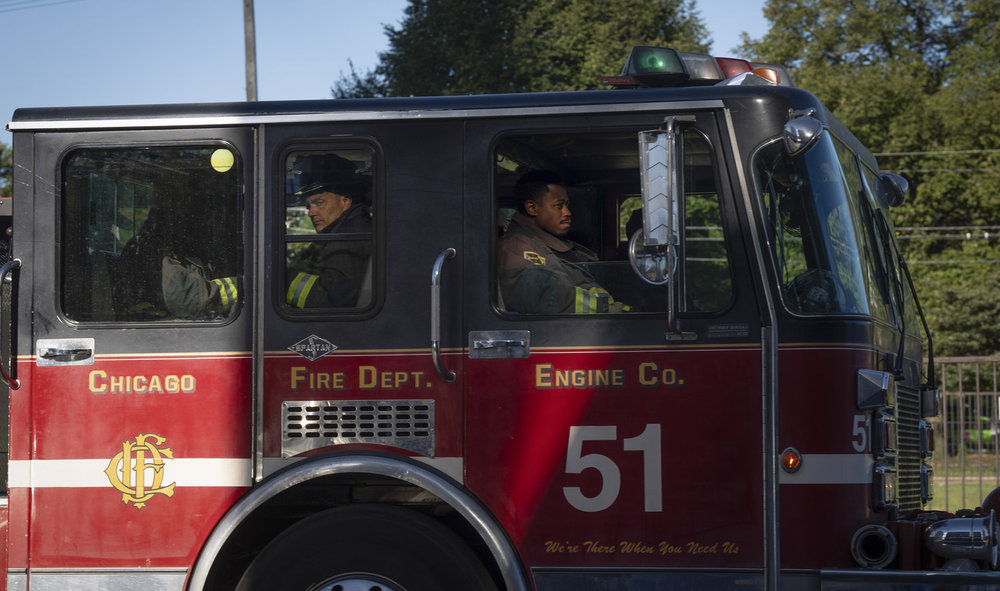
[243, 0, 258, 101]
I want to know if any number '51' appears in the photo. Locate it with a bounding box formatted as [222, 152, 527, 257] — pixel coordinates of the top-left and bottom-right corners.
[563, 424, 662, 513]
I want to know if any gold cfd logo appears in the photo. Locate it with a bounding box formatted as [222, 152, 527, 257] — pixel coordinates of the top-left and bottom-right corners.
[104, 434, 176, 509]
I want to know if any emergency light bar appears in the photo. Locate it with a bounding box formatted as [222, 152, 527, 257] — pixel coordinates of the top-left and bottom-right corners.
[678, 51, 724, 85]
[715, 56, 753, 78]
[600, 46, 690, 88]
[600, 46, 794, 89]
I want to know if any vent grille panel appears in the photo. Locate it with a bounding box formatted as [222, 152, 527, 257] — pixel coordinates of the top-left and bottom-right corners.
[896, 385, 922, 513]
[282, 399, 434, 457]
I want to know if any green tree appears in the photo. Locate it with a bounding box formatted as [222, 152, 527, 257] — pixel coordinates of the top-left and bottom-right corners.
[740, 0, 1000, 356]
[509, 0, 708, 92]
[333, 0, 708, 98]
[0, 141, 11, 198]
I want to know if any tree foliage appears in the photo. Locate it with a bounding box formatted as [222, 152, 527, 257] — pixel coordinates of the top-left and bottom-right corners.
[333, 0, 708, 98]
[741, 0, 1000, 356]
[0, 141, 11, 198]
[334, 0, 1000, 356]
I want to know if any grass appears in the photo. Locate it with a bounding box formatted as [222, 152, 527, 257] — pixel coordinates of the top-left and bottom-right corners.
[930, 478, 999, 512]
[927, 449, 1000, 512]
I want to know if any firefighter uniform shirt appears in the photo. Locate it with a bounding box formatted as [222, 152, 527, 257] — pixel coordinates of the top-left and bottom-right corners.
[497, 212, 626, 314]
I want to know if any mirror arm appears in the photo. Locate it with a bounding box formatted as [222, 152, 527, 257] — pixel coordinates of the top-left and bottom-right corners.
[632, 116, 696, 340]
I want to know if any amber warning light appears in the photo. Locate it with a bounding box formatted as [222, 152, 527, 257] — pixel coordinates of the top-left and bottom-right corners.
[780, 447, 802, 473]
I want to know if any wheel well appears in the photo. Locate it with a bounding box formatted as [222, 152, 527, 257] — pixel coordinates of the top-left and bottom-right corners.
[199, 472, 506, 590]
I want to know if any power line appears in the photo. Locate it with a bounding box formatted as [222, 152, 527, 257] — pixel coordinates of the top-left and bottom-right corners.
[0, 0, 87, 13]
[907, 260, 1000, 265]
[885, 168, 1000, 174]
[900, 234, 996, 241]
[899, 226, 1000, 231]
[0, 0, 79, 4]
[896, 226, 1000, 241]
[876, 149, 1000, 157]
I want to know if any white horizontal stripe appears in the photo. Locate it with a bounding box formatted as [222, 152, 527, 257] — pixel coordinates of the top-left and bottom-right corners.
[9, 459, 251, 488]
[779, 453, 873, 485]
[414, 456, 464, 483]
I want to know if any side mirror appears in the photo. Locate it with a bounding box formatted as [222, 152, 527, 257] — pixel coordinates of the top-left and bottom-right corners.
[783, 112, 823, 157]
[632, 116, 697, 341]
[628, 229, 674, 285]
[630, 126, 681, 285]
[880, 172, 909, 207]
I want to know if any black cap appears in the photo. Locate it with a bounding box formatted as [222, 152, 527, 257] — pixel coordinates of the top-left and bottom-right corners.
[296, 182, 340, 200]
[291, 154, 364, 204]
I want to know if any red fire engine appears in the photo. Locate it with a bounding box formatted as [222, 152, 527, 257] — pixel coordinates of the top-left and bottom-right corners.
[1, 46, 997, 590]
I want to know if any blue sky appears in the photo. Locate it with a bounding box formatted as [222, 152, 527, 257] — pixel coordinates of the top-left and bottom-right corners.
[1, 0, 767, 144]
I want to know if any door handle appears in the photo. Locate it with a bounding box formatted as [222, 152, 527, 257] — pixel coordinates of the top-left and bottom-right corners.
[468, 330, 531, 359]
[36, 338, 96, 367]
[431, 248, 456, 382]
[473, 339, 526, 350]
[0, 258, 20, 389]
[39, 348, 93, 362]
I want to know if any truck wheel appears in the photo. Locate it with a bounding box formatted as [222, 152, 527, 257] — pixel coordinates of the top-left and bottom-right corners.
[235, 504, 499, 591]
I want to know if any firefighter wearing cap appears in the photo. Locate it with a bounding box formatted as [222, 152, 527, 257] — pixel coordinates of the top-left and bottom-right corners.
[286, 180, 372, 308]
[498, 170, 629, 314]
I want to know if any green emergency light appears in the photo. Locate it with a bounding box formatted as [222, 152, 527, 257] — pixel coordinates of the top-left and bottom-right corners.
[599, 46, 689, 88]
[624, 46, 685, 75]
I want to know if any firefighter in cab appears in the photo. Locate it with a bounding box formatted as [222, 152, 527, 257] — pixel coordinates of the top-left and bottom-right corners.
[286, 155, 373, 309]
[498, 170, 629, 314]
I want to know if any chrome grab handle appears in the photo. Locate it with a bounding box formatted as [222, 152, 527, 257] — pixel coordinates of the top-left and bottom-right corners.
[473, 339, 527, 350]
[0, 258, 21, 390]
[431, 248, 456, 382]
[39, 348, 92, 362]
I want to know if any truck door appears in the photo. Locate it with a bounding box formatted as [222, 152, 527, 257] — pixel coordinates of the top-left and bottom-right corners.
[462, 110, 767, 586]
[259, 120, 465, 480]
[16, 128, 253, 581]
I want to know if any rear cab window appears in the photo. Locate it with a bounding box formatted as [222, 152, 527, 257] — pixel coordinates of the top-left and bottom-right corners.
[281, 146, 375, 313]
[62, 145, 243, 323]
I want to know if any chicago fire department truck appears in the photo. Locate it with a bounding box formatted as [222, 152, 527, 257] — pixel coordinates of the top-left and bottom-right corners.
[1, 46, 997, 590]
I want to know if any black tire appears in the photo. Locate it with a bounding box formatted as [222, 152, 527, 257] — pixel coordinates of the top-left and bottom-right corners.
[235, 504, 499, 591]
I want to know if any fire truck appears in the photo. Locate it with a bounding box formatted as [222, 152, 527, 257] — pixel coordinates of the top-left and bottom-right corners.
[1, 46, 997, 590]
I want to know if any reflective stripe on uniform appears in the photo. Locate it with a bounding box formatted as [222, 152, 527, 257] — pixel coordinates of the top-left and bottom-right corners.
[287, 272, 319, 308]
[213, 277, 238, 307]
[574, 287, 611, 314]
[575, 287, 594, 313]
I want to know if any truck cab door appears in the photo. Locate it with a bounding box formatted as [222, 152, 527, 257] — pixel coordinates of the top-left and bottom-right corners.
[258, 120, 465, 480]
[461, 110, 767, 586]
[14, 128, 254, 579]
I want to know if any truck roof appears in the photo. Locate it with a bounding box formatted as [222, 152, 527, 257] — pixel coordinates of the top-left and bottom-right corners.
[7, 83, 875, 170]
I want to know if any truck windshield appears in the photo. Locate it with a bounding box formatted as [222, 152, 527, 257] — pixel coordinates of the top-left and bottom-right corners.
[755, 131, 872, 315]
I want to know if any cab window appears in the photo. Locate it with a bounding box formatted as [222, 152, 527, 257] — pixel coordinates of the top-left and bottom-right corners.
[62, 146, 243, 323]
[833, 141, 894, 323]
[494, 129, 732, 315]
[756, 132, 873, 316]
[282, 147, 375, 311]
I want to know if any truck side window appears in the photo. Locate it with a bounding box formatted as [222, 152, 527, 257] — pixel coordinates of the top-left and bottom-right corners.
[283, 148, 374, 311]
[62, 146, 243, 322]
[494, 129, 732, 315]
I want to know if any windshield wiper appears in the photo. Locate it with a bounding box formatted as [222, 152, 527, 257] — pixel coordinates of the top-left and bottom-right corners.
[880, 210, 936, 390]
